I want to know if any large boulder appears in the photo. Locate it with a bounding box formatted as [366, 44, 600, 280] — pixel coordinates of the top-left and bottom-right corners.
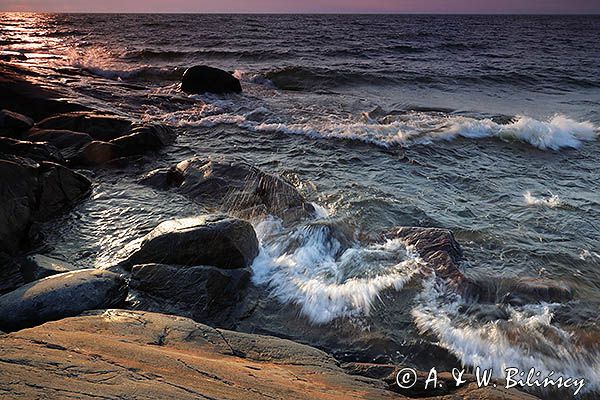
[141, 157, 314, 222]
[0, 157, 91, 255]
[35, 111, 133, 141]
[122, 215, 259, 270]
[0, 109, 34, 137]
[0, 269, 127, 332]
[130, 263, 251, 328]
[181, 65, 242, 94]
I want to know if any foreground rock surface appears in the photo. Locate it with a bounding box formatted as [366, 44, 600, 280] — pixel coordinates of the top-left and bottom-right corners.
[122, 215, 259, 270]
[0, 270, 127, 332]
[0, 310, 538, 399]
[142, 157, 315, 221]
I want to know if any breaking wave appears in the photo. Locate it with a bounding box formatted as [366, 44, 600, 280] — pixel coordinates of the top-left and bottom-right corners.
[524, 192, 562, 208]
[251, 216, 422, 324]
[191, 106, 598, 151]
[412, 277, 600, 394]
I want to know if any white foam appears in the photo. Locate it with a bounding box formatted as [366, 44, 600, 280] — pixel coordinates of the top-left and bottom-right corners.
[524, 191, 562, 208]
[251, 217, 422, 324]
[176, 105, 598, 151]
[412, 277, 600, 394]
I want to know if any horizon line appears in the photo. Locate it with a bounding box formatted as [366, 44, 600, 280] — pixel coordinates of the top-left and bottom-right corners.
[1, 11, 599, 15]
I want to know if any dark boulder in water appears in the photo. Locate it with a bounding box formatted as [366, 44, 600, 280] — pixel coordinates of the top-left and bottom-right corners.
[0, 269, 127, 332]
[130, 263, 251, 328]
[0, 157, 91, 255]
[0, 109, 34, 137]
[141, 157, 315, 222]
[122, 215, 259, 270]
[36, 112, 134, 141]
[181, 65, 242, 94]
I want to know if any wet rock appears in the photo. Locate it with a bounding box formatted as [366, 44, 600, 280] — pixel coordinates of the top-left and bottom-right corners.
[35, 161, 91, 220]
[502, 277, 573, 305]
[36, 111, 133, 141]
[386, 226, 482, 298]
[0, 269, 127, 332]
[24, 129, 93, 161]
[181, 65, 242, 94]
[74, 140, 123, 165]
[18, 254, 77, 282]
[0, 309, 398, 399]
[130, 263, 251, 328]
[0, 253, 24, 295]
[0, 136, 64, 164]
[110, 123, 176, 156]
[0, 157, 39, 254]
[0, 109, 34, 137]
[0, 63, 90, 120]
[0, 157, 91, 255]
[122, 215, 259, 270]
[141, 157, 315, 222]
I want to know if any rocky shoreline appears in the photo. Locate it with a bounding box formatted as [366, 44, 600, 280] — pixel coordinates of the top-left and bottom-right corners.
[0, 61, 547, 399]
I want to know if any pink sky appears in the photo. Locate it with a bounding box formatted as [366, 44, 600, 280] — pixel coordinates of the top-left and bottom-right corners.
[1, 0, 599, 13]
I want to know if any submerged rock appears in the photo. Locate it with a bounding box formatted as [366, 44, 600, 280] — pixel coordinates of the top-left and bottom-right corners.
[0, 270, 127, 332]
[501, 277, 573, 305]
[122, 215, 259, 270]
[141, 157, 314, 222]
[0, 309, 401, 399]
[0, 109, 34, 137]
[110, 123, 176, 156]
[130, 263, 251, 328]
[181, 65, 242, 94]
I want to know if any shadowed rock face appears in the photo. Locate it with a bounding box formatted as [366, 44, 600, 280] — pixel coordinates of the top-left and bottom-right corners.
[24, 129, 93, 160]
[0, 270, 127, 332]
[181, 65, 242, 94]
[36, 111, 134, 141]
[0, 137, 64, 164]
[130, 263, 251, 329]
[0, 109, 34, 137]
[141, 157, 315, 222]
[122, 215, 259, 270]
[0, 310, 538, 399]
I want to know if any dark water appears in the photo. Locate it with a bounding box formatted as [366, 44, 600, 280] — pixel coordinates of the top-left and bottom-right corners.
[2, 13, 600, 397]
